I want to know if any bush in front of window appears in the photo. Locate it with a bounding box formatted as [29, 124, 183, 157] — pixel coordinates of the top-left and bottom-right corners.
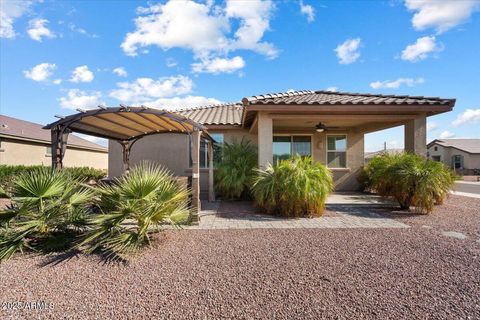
[252, 156, 334, 218]
[360, 152, 456, 213]
[214, 138, 257, 200]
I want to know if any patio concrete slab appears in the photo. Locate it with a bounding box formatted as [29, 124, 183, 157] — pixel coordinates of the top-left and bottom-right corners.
[193, 193, 408, 230]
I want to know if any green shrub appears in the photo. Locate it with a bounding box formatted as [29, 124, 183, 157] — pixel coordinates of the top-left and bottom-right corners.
[0, 168, 95, 261]
[215, 138, 257, 199]
[78, 162, 190, 257]
[362, 153, 455, 213]
[0, 165, 106, 191]
[252, 156, 334, 218]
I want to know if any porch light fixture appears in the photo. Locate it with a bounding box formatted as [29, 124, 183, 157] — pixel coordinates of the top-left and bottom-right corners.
[315, 122, 326, 132]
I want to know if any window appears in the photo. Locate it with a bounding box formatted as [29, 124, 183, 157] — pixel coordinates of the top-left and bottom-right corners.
[46, 146, 52, 156]
[452, 155, 463, 169]
[0, 139, 3, 152]
[327, 135, 347, 168]
[189, 133, 224, 169]
[434, 146, 438, 151]
[432, 155, 441, 162]
[273, 135, 311, 164]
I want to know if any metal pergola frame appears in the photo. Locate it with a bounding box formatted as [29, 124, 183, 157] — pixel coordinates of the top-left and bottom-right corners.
[44, 105, 215, 219]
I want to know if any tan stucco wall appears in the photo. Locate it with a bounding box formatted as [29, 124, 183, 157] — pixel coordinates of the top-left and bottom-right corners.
[428, 144, 480, 169]
[0, 139, 108, 169]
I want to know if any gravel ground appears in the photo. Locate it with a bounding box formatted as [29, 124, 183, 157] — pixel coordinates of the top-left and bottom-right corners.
[1, 195, 479, 319]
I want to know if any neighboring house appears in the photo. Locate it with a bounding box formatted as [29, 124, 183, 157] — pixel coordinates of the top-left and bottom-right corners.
[364, 148, 403, 162]
[108, 90, 455, 197]
[427, 139, 480, 175]
[0, 115, 108, 169]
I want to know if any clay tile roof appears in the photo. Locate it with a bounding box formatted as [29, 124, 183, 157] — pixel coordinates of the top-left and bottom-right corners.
[241, 90, 455, 106]
[429, 139, 480, 154]
[177, 103, 244, 126]
[0, 115, 107, 152]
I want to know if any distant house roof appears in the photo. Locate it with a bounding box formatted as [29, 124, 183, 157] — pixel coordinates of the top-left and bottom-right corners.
[175, 90, 455, 126]
[428, 139, 480, 154]
[0, 115, 107, 152]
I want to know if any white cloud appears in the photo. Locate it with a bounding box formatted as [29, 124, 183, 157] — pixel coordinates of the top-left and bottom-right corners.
[121, 0, 276, 73]
[370, 77, 424, 89]
[426, 122, 438, 132]
[112, 67, 128, 77]
[401, 36, 443, 62]
[70, 65, 94, 83]
[146, 95, 222, 110]
[68, 23, 99, 38]
[325, 86, 338, 92]
[53, 79, 62, 85]
[58, 89, 103, 110]
[23, 63, 56, 82]
[0, 0, 34, 38]
[299, 0, 315, 23]
[166, 58, 177, 67]
[335, 38, 361, 64]
[405, 0, 480, 33]
[109, 75, 193, 103]
[27, 18, 56, 41]
[452, 109, 480, 127]
[191, 56, 245, 74]
[439, 130, 455, 139]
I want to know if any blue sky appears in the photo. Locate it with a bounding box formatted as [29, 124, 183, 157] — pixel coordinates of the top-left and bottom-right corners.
[1, 0, 479, 151]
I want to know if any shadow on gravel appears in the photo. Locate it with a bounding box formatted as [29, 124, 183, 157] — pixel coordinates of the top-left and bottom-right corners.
[37, 249, 129, 268]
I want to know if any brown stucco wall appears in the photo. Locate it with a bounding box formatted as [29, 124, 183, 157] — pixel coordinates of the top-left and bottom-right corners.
[0, 139, 108, 169]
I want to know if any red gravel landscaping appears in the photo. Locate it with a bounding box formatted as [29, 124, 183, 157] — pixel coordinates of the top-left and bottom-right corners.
[1, 195, 479, 319]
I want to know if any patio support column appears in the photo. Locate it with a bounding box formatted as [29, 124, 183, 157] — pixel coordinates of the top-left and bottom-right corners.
[207, 140, 215, 202]
[190, 129, 201, 223]
[404, 115, 427, 156]
[51, 126, 70, 170]
[257, 112, 273, 168]
[120, 140, 131, 173]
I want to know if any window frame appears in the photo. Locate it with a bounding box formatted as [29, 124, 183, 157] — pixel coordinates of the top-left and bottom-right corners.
[326, 134, 348, 169]
[45, 146, 52, 157]
[273, 134, 313, 165]
[188, 133, 224, 169]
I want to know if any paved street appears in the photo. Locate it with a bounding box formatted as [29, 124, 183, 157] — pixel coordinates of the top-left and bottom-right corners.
[454, 181, 480, 195]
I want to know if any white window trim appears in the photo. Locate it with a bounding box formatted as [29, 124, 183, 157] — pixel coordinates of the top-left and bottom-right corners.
[326, 134, 348, 169]
[273, 134, 313, 160]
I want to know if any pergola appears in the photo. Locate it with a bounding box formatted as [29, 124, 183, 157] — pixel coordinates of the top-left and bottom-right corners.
[44, 105, 215, 220]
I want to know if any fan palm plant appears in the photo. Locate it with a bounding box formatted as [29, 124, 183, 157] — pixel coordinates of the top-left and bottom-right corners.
[363, 153, 455, 213]
[215, 138, 257, 199]
[0, 168, 94, 261]
[252, 156, 334, 217]
[78, 162, 190, 257]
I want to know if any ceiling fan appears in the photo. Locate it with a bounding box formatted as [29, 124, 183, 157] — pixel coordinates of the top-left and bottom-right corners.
[315, 122, 339, 132]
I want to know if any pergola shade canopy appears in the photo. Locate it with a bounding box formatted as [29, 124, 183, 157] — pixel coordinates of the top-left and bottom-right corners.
[44, 106, 208, 141]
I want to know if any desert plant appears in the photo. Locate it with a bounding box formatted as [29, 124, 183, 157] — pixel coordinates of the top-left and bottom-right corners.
[0, 165, 106, 190]
[215, 138, 257, 199]
[363, 152, 455, 213]
[0, 168, 94, 261]
[252, 156, 334, 218]
[78, 162, 190, 257]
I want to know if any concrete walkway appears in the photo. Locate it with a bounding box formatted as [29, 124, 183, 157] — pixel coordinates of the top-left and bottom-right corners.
[192, 193, 408, 230]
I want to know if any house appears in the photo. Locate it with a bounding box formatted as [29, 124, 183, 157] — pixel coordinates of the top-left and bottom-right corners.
[427, 139, 480, 175]
[364, 148, 403, 162]
[107, 90, 455, 197]
[0, 115, 108, 169]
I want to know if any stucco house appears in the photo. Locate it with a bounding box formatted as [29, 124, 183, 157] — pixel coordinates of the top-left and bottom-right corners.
[0, 115, 108, 169]
[427, 139, 480, 175]
[108, 90, 455, 198]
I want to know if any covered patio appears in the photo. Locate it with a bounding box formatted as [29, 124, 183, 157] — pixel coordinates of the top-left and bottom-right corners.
[43, 105, 215, 221]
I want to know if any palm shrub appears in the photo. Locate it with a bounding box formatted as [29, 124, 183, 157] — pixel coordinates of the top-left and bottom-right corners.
[252, 156, 334, 218]
[215, 138, 257, 199]
[0, 168, 94, 261]
[78, 162, 190, 257]
[362, 153, 455, 213]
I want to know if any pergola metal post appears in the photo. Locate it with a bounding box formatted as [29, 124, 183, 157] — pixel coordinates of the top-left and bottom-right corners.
[51, 126, 70, 170]
[190, 129, 201, 223]
[207, 140, 215, 202]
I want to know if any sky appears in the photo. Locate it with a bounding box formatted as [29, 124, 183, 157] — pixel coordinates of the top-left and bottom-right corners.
[1, 0, 479, 151]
